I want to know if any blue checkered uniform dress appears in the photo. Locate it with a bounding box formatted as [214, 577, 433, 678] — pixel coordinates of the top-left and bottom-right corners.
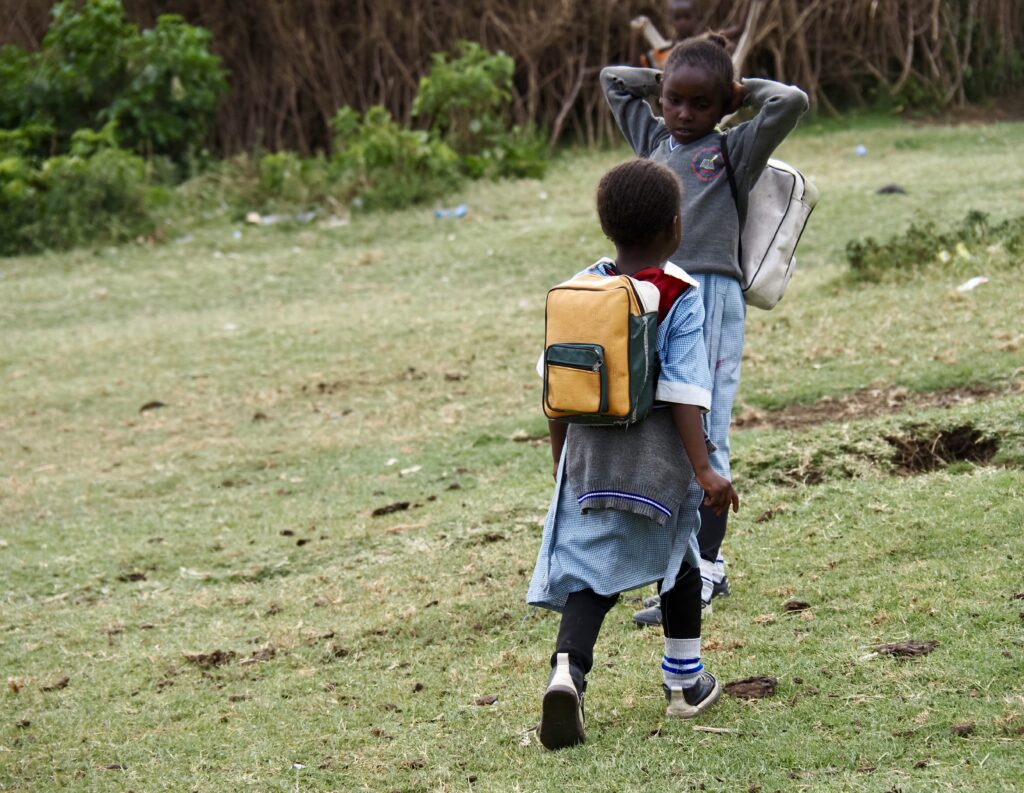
[693, 273, 745, 480]
[528, 262, 712, 612]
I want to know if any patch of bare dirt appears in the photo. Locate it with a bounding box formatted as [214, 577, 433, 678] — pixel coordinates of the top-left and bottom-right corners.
[724, 676, 777, 700]
[875, 640, 938, 657]
[735, 382, 1022, 433]
[886, 425, 1000, 473]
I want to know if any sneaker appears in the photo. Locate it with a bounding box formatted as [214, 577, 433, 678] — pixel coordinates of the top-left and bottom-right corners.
[633, 598, 712, 628]
[632, 603, 662, 628]
[539, 653, 585, 750]
[663, 671, 721, 718]
[642, 593, 661, 608]
[711, 576, 731, 599]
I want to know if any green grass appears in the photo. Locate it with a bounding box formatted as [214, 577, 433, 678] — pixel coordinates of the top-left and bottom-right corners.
[1, 116, 1023, 792]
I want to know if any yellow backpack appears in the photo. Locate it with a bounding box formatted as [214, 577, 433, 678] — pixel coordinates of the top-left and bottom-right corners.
[543, 271, 661, 425]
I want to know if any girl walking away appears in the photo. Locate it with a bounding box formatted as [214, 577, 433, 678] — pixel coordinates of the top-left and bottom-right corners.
[528, 159, 739, 751]
[600, 34, 808, 623]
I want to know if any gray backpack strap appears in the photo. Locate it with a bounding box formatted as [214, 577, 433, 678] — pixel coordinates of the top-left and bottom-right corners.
[719, 131, 745, 263]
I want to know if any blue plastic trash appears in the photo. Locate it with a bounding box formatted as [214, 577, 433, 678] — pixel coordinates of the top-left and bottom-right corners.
[434, 204, 468, 220]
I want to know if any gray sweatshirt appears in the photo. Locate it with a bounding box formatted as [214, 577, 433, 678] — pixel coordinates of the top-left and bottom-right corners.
[601, 67, 809, 280]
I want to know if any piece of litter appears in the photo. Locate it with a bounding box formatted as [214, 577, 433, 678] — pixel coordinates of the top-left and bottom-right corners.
[854, 144, 868, 157]
[692, 725, 739, 734]
[538, 191, 549, 200]
[385, 458, 398, 466]
[434, 204, 468, 220]
[291, 763, 306, 770]
[956, 276, 988, 292]
[232, 230, 242, 240]
[223, 323, 238, 331]
[399, 465, 422, 477]
[446, 233, 456, 242]
[323, 215, 350, 229]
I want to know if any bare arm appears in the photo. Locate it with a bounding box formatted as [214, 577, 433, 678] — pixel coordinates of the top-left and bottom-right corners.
[548, 420, 567, 480]
[671, 404, 739, 515]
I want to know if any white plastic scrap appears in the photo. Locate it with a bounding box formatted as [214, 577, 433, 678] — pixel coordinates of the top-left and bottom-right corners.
[956, 276, 989, 292]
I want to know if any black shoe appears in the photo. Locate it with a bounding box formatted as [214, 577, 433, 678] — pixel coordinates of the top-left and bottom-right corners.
[663, 671, 721, 718]
[712, 576, 731, 599]
[539, 653, 585, 750]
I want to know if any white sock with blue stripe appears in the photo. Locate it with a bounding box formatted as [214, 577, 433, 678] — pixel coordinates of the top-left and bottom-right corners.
[714, 554, 726, 584]
[662, 637, 703, 689]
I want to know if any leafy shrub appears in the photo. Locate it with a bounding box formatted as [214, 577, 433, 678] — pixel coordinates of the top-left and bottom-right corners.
[332, 106, 461, 210]
[256, 151, 333, 210]
[413, 41, 514, 156]
[0, 123, 152, 255]
[109, 14, 228, 161]
[846, 210, 1024, 282]
[413, 40, 547, 180]
[0, 0, 226, 162]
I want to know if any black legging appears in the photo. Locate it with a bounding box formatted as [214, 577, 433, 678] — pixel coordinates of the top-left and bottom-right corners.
[551, 562, 702, 681]
[697, 505, 727, 562]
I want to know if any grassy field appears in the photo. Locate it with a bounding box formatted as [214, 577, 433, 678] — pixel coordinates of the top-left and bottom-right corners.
[1, 116, 1023, 792]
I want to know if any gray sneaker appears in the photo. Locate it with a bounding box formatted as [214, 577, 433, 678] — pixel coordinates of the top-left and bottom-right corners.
[664, 671, 721, 718]
[539, 653, 585, 750]
[632, 597, 712, 628]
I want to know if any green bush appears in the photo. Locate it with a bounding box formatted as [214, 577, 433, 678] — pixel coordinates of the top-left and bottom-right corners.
[413, 40, 547, 180]
[332, 106, 461, 211]
[413, 41, 514, 156]
[109, 14, 228, 161]
[0, 0, 226, 162]
[0, 123, 152, 255]
[846, 210, 1024, 282]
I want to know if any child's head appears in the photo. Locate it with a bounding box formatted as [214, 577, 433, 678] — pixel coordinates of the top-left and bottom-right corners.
[661, 32, 735, 144]
[597, 159, 681, 257]
[667, 0, 700, 41]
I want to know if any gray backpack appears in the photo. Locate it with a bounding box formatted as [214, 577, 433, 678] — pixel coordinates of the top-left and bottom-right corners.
[721, 135, 820, 310]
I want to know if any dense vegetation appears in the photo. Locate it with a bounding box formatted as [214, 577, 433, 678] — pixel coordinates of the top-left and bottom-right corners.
[0, 3, 547, 255]
[6, 0, 1022, 154]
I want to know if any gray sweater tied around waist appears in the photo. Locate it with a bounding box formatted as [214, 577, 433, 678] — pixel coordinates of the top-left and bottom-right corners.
[565, 408, 694, 527]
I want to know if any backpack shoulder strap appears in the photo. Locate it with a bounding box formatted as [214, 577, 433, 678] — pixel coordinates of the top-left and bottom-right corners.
[720, 131, 744, 264]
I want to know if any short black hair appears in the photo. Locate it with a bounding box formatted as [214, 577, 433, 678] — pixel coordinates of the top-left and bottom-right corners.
[596, 159, 681, 248]
[664, 31, 734, 107]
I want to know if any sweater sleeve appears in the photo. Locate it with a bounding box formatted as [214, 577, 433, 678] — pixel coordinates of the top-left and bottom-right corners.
[600, 66, 670, 158]
[727, 77, 809, 192]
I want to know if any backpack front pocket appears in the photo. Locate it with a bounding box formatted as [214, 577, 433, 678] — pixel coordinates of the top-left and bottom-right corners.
[544, 343, 607, 415]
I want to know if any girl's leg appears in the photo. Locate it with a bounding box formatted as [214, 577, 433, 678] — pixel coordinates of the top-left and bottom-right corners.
[660, 562, 720, 717]
[696, 275, 746, 598]
[553, 589, 619, 689]
[541, 589, 617, 750]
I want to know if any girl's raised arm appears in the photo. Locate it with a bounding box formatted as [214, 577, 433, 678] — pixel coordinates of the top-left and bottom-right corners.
[600, 66, 669, 158]
[727, 78, 809, 190]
